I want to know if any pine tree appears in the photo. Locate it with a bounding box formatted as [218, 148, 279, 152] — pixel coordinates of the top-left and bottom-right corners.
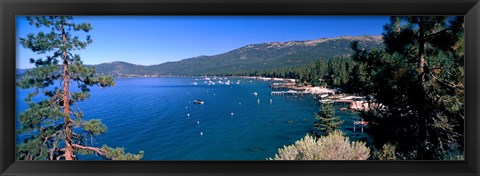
[323, 59, 334, 86]
[346, 63, 368, 94]
[353, 16, 464, 159]
[313, 103, 344, 136]
[17, 16, 144, 160]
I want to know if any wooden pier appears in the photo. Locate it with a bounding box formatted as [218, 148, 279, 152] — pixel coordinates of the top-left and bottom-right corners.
[271, 90, 308, 95]
[353, 119, 368, 132]
[319, 99, 354, 103]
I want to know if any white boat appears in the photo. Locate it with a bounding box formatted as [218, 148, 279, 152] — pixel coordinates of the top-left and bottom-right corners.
[253, 92, 258, 96]
[287, 90, 298, 94]
[340, 96, 355, 100]
[193, 99, 204, 104]
[320, 94, 329, 98]
[207, 80, 215, 85]
[193, 82, 198, 85]
[319, 99, 333, 103]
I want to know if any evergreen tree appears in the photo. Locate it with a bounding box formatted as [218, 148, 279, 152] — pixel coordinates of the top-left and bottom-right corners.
[17, 16, 144, 160]
[353, 16, 464, 159]
[346, 63, 368, 94]
[313, 103, 344, 136]
[325, 59, 336, 86]
[336, 59, 349, 86]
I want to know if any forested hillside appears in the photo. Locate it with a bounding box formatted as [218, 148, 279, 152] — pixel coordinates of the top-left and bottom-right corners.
[92, 35, 382, 77]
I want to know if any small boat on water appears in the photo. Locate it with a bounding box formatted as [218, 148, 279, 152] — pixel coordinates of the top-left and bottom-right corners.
[192, 82, 198, 85]
[253, 92, 258, 96]
[193, 99, 204, 104]
[207, 81, 215, 85]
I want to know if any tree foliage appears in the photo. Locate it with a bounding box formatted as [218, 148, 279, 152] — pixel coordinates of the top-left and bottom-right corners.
[373, 143, 397, 160]
[353, 16, 464, 159]
[312, 103, 344, 136]
[269, 131, 370, 160]
[239, 57, 361, 90]
[17, 16, 143, 160]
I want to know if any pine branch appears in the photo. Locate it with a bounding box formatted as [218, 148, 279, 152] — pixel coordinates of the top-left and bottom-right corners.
[49, 143, 57, 160]
[424, 61, 463, 90]
[42, 130, 61, 145]
[71, 144, 107, 157]
[56, 154, 65, 160]
[429, 71, 462, 90]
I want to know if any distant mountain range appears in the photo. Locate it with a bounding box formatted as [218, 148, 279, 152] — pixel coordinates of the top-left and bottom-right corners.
[20, 35, 384, 77]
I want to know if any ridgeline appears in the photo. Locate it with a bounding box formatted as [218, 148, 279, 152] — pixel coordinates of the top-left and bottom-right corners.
[91, 35, 383, 77]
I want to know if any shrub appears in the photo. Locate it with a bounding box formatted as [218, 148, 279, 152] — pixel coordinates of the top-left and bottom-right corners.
[269, 130, 370, 160]
[373, 143, 397, 160]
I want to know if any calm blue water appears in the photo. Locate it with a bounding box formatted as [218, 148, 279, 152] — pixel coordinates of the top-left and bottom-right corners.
[16, 77, 370, 160]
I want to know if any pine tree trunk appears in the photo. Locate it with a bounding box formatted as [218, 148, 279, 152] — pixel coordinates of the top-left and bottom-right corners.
[418, 17, 425, 76]
[61, 23, 74, 160]
[416, 17, 429, 158]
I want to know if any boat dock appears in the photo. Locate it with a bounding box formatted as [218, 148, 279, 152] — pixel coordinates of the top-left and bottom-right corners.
[271, 90, 309, 95]
[270, 82, 296, 89]
[319, 99, 354, 103]
[353, 119, 368, 132]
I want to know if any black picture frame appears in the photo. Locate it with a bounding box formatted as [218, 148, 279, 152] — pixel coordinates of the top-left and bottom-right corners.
[1, 0, 479, 175]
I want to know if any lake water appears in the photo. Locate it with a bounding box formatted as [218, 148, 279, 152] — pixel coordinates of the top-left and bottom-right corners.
[16, 77, 370, 160]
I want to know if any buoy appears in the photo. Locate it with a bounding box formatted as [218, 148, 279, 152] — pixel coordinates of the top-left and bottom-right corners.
[239, 102, 242, 105]
[270, 99, 272, 104]
[186, 106, 188, 109]
[354, 121, 356, 132]
[231, 112, 234, 116]
[197, 121, 200, 124]
[257, 99, 260, 104]
[200, 132, 203, 136]
[214, 93, 216, 96]
[187, 113, 190, 117]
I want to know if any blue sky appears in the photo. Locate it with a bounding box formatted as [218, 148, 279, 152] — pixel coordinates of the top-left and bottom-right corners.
[16, 16, 389, 69]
